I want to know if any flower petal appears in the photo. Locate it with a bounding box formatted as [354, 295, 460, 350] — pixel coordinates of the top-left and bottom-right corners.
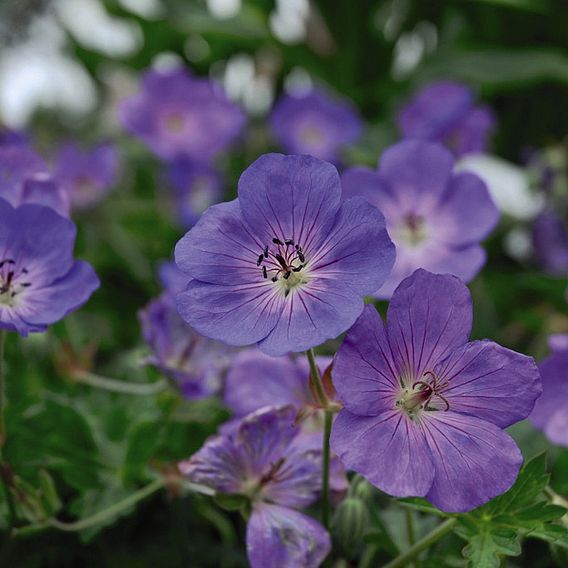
[330, 409, 435, 498]
[309, 197, 395, 296]
[421, 411, 522, 513]
[333, 305, 398, 416]
[237, 154, 341, 253]
[257, 278, 364, 356]
[430, 172, 499, 246]
[435, 340, 541, 428]
[176, 279, 284, 347]
[224, 349, 311, 416]
[16, 260, 99, 327]
[174, 199, 263, 285]
[378, 140, 454, 212]
[387, 269, 473, 380]
[247, 504, 330, 568]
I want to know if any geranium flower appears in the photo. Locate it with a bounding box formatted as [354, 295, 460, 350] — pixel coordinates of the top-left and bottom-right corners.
[180, 405, 331, 568]
[175, 153, 395, 356]
[398, 80, 495, 157]
[138, 292, 233, 399]
[530, 334, 568, 447]
[342, 140, 499, 298]
[54, 142, 120, 210]
[0, 199, 99, 335]
[119, 66, 246, 161]
[0, 145, 69, 216]
[271, 88, 362, 164]
[330, 269, 541, 513]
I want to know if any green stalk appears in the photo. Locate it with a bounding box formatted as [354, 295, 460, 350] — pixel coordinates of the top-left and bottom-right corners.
[73, 371, 168, 396]
[384, 518, 457, 568]
[306, 348, 332, 531]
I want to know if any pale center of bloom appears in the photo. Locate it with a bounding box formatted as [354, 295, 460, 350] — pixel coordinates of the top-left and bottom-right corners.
[163, 111, 186, 133]
[0, 259, 31, 307]
[299, 124, 325, 148]
[73, 175, 97, 196]
[241, 457, 287, 500]
[255, 237, 310, 297]
[395, 371, 450, 419]
[395, 213, 429, 248]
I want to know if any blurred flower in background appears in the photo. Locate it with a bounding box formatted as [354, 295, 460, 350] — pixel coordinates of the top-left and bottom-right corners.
[0, 145, 70, 216]
[398, 80, 495, 157]
[530, 334, 568, 446]
[166, 157, 224, 228]
[342, 140, 499, 298]
[119, 66, 246, 162]
[53, 142, 121, 211]
[270, 87, 362, 164]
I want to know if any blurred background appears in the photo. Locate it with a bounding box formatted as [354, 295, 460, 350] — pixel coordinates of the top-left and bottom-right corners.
[1, 0, 568, 566]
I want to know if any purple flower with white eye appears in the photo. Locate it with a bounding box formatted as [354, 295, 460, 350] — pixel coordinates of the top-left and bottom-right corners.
[398, 80, 495, 157]
[0, 146, 69, 217]
[271, 88, 362, 164]
[342, 140, 499, 298]
[330, 269, 541, 513]
[530, 335, 568, 447]
[0, 199, 99, 335]
[167, 157, 223, 227]
[119, 66, 246, 162]
[175, 153, 395, 356]
[532, 210, 568, 275]
[54, 143, 120, 210]
[138, 292, 233, 399]
[180, 405, 331, 568]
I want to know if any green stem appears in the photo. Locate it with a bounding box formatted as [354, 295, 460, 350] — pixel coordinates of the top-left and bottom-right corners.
[383, 518, 457, 568]
[306, 348, 328, 407]
[14, 478, 165, 536]
[73, 371, 168, 396]
[306, 349, 333, 532]
[0, 329, 6, 447]
[405, 509, 418, 568]
[321, 409, 332, 530]
[0, 329, 17, 530]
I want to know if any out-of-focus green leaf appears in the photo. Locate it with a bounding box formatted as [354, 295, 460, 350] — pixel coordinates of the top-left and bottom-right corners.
[458, 0, 550, 13]
[416, 49, 568, 87]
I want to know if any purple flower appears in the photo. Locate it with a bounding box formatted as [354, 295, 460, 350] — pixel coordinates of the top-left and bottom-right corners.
[158, 260, 190, 295]
[175, 153, 395, 356]
[180, 405, 331, 567]
[532, 210, 568, 275]
[54, 143, 120, 210]
[342, 140, 499, 298]
[530, 335, 568, 447]
[223, 349, 348, 496]
[270, 88, 362, 164]
[330, 269, 541, 513]
[0, 199, 99, 335]
[139, 291, 233, 399]
[166, 157, 223, 227]
[0, 129, 28, 147]
[398, 81, 495, 157]
[119, 66, 246, 162]
[0, 146, 70, 217]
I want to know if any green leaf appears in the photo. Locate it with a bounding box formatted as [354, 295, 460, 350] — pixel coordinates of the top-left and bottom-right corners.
[213, 493, 249, 512]
[416, 49, 568, 88]
[455, 454, 568, 567]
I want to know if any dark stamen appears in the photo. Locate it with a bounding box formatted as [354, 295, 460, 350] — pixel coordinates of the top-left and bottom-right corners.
[272, 238, 284, 245]
[0, 259, 15, 268]
[271, 276, 278, 282]
[297, 251, 305, 263]
[275, 254, 288, 270]
[257, 254, 264, 266]
[283, 271, 291, 280]
[263, 246, 269, 258]
[285, 239, 294, 246]
[292, 265, 303, 272]
[262, 266, 267, 279]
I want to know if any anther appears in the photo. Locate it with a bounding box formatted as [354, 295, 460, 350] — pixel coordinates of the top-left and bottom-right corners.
[297, 251, 305, 263]
[262, 266, 267, 279]
[283, 271, 291, 280]
[285, 239, 294, 246]
[275, 254, 288, 270]
[292, 265, 303, 272]
[271, 276, 278, 283]
[0, 259, 15, 268]
[272, 238, 284, 245]
[263, 246, 268, 258]
[257, 254, 264, 266]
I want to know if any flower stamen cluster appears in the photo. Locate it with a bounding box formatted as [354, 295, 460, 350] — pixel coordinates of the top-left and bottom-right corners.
[0, 258, 31, 306]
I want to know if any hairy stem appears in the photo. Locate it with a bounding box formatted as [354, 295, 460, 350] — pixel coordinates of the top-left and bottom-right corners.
[73, 371, 168, 396]
[405, 509, 419, 567]
[0, 329, 6, 447]
[384, 518, 457, 568]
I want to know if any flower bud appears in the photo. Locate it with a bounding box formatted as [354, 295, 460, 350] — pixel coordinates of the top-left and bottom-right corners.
[331, 497, 370, 557]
